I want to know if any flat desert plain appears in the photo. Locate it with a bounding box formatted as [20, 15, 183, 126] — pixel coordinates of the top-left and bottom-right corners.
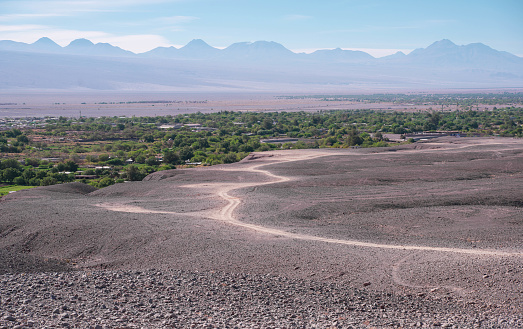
[1, 137, 522, 328]
[0, 92, 511, 118]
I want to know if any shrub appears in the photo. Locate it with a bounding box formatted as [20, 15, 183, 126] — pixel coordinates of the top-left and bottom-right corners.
[1, 159, 21, 170]
[97, 177, 115, 188]
[25, 158, 40, 167]
[124, 165, 146, 181]
[106, 158, 124, 166]
[98, 154, 110, 162]
[41, 176, 57, 186]
[13, 176, 26, 185]
[223, 153, 238, 164]
[145, 156, 160, 166]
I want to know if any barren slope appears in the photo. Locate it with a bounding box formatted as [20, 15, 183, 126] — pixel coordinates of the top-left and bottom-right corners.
[1, 137, 522, 328]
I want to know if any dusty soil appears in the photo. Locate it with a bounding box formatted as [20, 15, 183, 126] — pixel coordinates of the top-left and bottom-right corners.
[0, 137, 522, 328]
[0, 92, 510, 118]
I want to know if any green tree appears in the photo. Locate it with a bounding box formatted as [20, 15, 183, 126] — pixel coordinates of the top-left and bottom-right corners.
[163, 149, 181, 165]
[106, 158, 124, 166]
[97, 177, 115, 188]
[63, 160, 78, 172]
[1, 158, 21, 170]
[98, 154, 110, 162]
[125, 165, 145, 181]
[25, 158, 40, 167]
[179, 147, 194, 161]
[85, 155, 98, 163]
[262, 118, 273, 130]
[5, 128, 22, 138]
[22, 168, 35, 181]
[145, 156, 160, 166]
[223, 153, 238, 164]
[16, 135, 29, 144]
[345, 128, 363, 146]
[134, 154, 146, 164]
[41, 176, 57, 186]
[1, 168, 21, 183]
[143, 134, 155, 143]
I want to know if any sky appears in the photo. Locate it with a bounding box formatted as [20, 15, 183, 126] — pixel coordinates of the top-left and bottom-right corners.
[1, 0, 522, 57]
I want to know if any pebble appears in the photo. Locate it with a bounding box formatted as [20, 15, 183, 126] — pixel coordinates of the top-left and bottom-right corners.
[0, 269, 520, 328]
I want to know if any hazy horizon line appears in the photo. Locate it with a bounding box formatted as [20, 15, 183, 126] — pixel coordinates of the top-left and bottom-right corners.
[5, 36, 519, 59]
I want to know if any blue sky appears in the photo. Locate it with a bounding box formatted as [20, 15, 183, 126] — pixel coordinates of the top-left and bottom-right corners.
[1, 0, 522, 57]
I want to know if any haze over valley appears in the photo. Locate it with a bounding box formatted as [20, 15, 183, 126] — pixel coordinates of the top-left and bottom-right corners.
[1, 37, 522, 92]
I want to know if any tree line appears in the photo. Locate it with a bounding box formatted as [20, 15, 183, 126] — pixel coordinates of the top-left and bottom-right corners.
[1, 106, 521, 190]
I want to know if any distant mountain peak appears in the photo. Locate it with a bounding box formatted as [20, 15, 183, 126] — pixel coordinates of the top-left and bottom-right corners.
[61, 38, 134, 57]
[408, 39, 459, 58]
[176, 39, 219, 59]
[309, 47, 374, 62]
[428, 39, 458, 49]
[67, 38, 95, 48]
[252, 41, 291, 52]
[0, 36, 522, 91]
[224, 40, 293, 56]
[252, 40, 281, 46]
[31, 37, 61, 51]
[182, 39, 214, 49]
[33, 37, 59, 46]
[187, 39, 206, 44]
[380, 51, 406, 60]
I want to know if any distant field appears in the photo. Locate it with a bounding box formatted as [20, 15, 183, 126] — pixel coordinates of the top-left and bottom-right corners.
[1, 91, 521, 118]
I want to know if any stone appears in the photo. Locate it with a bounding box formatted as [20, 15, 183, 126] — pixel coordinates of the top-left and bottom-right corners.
[4, 315, 16, 321]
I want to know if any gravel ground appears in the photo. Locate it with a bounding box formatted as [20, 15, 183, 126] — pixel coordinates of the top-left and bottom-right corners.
[1, 137, 522, 328]
[1, 269, 521, 329]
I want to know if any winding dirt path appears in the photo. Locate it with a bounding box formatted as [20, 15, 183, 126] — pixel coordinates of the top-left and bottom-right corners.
[98, 150, 522, 258]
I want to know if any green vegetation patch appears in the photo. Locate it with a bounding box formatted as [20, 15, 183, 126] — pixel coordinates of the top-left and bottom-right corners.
[1, 96, 522, 191]
[0, 185, 37, 196]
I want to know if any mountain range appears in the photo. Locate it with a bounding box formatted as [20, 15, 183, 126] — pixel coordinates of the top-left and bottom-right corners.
[1, 37, 522, 92]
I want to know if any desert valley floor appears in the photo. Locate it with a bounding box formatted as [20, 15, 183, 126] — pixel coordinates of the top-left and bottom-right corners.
[1, 137, 522, 328]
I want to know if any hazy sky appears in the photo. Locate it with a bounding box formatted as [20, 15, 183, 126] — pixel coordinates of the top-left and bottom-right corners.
[1, 0, 522, 57]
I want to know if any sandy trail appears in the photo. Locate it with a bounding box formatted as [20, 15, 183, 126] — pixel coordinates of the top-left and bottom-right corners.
[98, 148, 522, 258]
